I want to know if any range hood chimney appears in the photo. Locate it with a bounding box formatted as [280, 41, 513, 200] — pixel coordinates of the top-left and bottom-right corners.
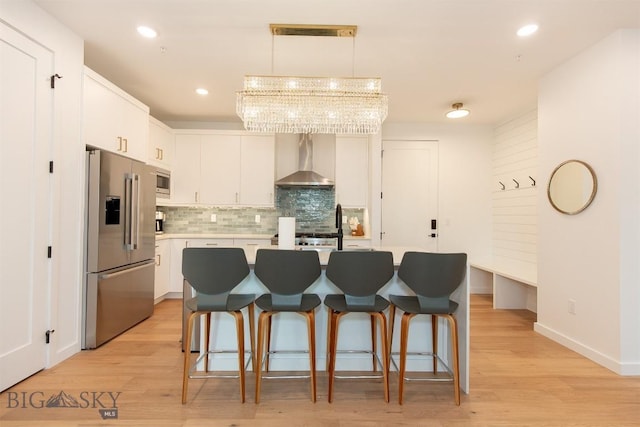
[275, 133, 334, 187]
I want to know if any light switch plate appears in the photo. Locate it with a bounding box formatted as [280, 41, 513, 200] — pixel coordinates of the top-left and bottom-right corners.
[342, 215, 347, 224]
[255, 214, 261, 223]
[210, 214, 216, 222]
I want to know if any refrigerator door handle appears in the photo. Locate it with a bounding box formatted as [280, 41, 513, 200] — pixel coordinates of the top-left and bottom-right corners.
[125, 174, 134, 250]
[132, 173, 140, 250]
[98, 259, 155, 280]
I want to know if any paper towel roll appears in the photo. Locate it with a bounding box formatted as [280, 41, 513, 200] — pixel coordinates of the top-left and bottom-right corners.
[278, 217, 296, 249]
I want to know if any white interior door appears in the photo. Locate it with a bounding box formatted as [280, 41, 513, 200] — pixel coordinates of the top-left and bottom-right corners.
[0, 23, 52, 391]
[381, 140, 439, 250]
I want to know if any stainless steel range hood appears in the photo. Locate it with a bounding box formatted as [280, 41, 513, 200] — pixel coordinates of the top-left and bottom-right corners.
[276, 133, 334, 187]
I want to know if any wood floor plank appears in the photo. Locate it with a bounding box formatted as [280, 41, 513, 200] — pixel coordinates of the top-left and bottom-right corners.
[1, 296, 639, 426]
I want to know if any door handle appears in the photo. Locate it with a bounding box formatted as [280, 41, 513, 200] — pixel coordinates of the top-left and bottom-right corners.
[125, 174, 133, 249]
[98, 260, 155, 280]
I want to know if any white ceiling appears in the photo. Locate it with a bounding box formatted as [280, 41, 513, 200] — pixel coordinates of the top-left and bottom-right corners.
[34, 0, 640, 126]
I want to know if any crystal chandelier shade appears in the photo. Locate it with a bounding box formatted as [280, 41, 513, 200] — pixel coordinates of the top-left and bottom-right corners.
[237, 75, 388, 134]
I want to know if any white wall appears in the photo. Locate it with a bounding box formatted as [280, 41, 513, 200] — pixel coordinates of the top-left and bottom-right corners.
[536, 30, 640, 375]
[379, 123, 493, 264]
[1, 0, 85, 366]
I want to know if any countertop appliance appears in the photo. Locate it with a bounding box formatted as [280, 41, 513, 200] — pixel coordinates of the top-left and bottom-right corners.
[155, 211, 165, 234]
[83, 149, 156, 349]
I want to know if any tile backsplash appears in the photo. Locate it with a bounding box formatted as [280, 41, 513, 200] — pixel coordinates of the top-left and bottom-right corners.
[159, 187, 365, 235]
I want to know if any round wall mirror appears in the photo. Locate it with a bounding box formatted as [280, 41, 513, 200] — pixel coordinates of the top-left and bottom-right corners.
[547, 160, 597, 215]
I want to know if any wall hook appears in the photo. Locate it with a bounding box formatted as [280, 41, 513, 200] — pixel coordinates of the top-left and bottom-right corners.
[499, 181, 505, 190]
[529, 176, 536, 186]
[513, 179, 520, 189]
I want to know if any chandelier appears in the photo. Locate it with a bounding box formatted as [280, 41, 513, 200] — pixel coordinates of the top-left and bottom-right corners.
[236, 24, 388, 134]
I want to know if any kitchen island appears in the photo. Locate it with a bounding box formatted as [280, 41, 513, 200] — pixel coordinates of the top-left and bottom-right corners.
[173, 241, 469, 394]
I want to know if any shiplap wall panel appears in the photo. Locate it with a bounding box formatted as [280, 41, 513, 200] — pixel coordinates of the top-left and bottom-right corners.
[492, 110, 538, 268]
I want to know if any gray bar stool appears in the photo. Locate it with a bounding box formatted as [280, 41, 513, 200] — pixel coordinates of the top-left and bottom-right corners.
[181, 247, 255, 404]
[324, 250, 395, 402]
[388, 251, 467, 405]
[253, 249, 322, 403]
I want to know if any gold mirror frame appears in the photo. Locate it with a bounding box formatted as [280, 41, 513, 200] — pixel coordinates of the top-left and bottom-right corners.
[547, 160, 597, 215]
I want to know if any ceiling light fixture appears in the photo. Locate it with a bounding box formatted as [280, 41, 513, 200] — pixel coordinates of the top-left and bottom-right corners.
[446, 103, 470, 119]
[195, 88, 209, 95]
[236, 24, 388, 134]
[517, 24, 539, 37]
[137, 26, 157, 38]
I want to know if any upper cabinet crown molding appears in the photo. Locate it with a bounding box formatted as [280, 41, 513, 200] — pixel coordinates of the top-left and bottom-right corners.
[82, 66, 149, 162]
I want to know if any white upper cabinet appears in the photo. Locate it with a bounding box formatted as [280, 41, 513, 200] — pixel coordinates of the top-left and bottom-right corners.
[173, 131, 275, 206]
[240, 135, 275, 206]
[200, 134, 241, 205]
[148, 116, 174, 169]
[83, 67, 149, 162]
[172, 134, 201, 204]
[335, 135, 369, 207]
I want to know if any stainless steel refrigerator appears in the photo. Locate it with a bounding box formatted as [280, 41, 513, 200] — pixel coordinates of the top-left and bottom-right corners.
[83, 149, 156, 349]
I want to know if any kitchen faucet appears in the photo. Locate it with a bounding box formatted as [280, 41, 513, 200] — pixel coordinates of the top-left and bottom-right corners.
[335, 203, 343, 251]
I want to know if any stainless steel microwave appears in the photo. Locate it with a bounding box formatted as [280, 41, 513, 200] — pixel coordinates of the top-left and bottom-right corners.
[156, 168, 170, 198]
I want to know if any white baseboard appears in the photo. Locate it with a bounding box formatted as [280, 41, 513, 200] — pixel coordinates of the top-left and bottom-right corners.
[534, 322, 640, 375]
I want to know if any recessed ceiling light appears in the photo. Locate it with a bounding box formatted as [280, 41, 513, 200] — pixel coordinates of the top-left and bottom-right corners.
[446, 103, 470, 119]
[137, 26, 157, 38]
[196, 88, 209, 95]
[517, 24, 539, 37]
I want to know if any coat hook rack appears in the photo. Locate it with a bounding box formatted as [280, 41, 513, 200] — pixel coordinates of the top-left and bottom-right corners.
[529, 176, 536, 186]
[499, 181, 505, 190]
[513, 179, 520, 189]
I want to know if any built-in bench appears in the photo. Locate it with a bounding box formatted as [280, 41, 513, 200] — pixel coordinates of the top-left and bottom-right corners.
[470, 260, 537, 312]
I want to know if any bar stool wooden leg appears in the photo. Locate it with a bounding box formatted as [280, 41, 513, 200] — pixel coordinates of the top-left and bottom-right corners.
[305, 310, 317, 402]
[204, 312, 211, 372]
[445, 314, 460, 406]
[388, 304, 396, 361]
[398, 312, 416, 405]
[248, 302, 256, 373]
[255, 311, 269, 403]
[370, 315, 377, 372]
[232, 310, 246, 403]
[327, 310, 340, 403]
[182, 311, 198, 404]
[373, 312, 389, 403]
[265, 315, 272, 372]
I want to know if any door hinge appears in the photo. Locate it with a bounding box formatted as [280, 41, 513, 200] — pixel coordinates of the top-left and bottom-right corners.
[45, 329, 55, 344]
[380, 192, 383, 199]
[50, 74, 62, 89]
[47, 246, 52, 258]
[49, 161, 54, 173]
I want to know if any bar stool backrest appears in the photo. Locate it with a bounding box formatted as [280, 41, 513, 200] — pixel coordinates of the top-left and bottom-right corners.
[182, 247, 250, 310]
[254, 249, 321, 310]
[397, 252, 467, 312]
[326, 251, 394, 309]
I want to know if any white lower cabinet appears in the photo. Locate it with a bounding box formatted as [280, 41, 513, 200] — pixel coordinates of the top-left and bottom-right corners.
[343, 239, 372, 249]
[154, 240, 170, 300]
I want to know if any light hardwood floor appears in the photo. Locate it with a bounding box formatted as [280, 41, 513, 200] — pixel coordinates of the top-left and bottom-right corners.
[1, 295, 639, 426]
